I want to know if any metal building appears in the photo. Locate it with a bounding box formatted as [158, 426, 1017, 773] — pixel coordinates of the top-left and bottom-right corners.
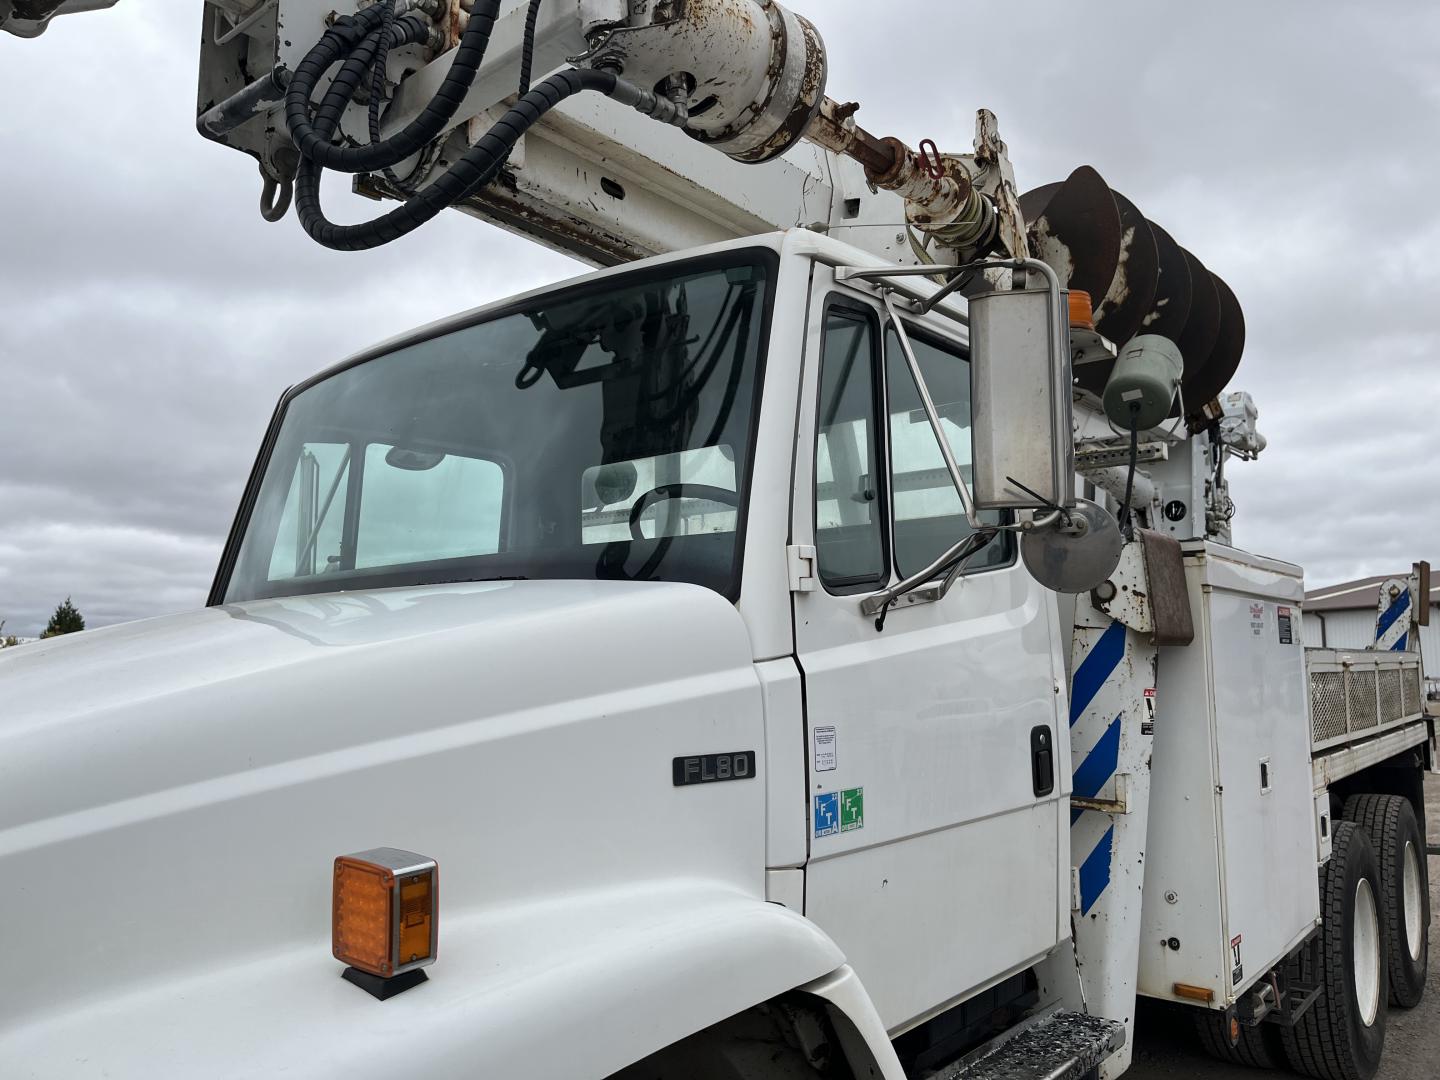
[1303, 573, 1440, 679]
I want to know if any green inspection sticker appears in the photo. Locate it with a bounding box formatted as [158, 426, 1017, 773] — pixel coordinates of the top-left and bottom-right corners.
[840, 787, 864, 832]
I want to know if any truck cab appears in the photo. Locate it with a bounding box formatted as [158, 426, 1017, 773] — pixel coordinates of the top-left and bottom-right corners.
[215, 229, 1076, 1032]
[0, 230, 1081, 1078]
[4, 3, 1433, 1078]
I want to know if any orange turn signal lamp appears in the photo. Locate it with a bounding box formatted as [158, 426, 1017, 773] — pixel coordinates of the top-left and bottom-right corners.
[334, 848, 437, 997]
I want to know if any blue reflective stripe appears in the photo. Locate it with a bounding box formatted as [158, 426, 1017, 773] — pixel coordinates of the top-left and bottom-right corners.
[1377, 591, 1411, 638]
[1393, 633, 1408, 652]
[1070, 621, 1126, 726]
[1071, 807, 1084, 826]
[1073, 715, 1123, 800]
[1079, 826, 1114, 915]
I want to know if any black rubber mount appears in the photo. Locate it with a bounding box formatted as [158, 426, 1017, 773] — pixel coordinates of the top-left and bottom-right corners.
[341, 965, 428, 1000]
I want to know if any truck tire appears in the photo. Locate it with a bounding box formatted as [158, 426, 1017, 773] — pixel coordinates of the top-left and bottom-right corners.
[1194, 1010, 1281, 1069]
[1343, 793, 1429, 1007]
[1280, 821, 1387, 1080]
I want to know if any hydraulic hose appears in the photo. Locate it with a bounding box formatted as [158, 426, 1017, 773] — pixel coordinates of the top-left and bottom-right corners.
[1117, 403, 1140, 540]
[311, 14, 429, 137]
[296, 66, 684, 251]
[286, 0, 504, 174]
[368, 1, 400, 149]
[297, 67, 610, 249]
[519, 0, 544, 96]
[287, 0, 686, 251]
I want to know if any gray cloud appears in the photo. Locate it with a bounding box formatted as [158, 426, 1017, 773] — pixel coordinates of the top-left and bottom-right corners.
[2, 1, 1437, 635]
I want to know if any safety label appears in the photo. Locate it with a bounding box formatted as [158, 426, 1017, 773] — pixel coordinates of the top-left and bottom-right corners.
[814, 725, 837, 772]
[1142, 688, 1156, 736]
[1231, 934, 1244, 986]
[814, 792, 840, 838]
[841, 787, 864, 832]
[1277, 606, 1294, 645]
[1249, 603, 1266, 637]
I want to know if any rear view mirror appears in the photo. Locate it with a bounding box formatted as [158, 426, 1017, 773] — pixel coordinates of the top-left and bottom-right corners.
[967, 266, 1075, 512]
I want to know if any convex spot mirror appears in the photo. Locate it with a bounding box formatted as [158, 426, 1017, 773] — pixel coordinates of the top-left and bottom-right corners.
[1021, 499, 1123, 594]
[966, 275, 1076, 513]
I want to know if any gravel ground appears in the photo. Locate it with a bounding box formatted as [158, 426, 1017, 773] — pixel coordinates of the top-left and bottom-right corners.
[1125, 770, 1439, 1080]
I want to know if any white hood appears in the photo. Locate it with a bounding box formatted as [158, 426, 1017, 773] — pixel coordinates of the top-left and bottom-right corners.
[0, 580, 769, 1060]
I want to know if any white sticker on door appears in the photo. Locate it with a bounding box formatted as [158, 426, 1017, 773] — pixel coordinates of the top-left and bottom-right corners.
[813, 726, 837, 772]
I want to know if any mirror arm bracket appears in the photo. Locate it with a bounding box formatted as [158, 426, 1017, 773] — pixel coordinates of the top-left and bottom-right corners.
[839, 258, 1062, 316]
[859, 530, 994, 618]
[852, 257, 1073, 618]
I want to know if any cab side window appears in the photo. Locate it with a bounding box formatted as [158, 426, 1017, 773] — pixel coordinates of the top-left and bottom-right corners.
[815, 304, 886, 593]
[886, 328, 1011, 577]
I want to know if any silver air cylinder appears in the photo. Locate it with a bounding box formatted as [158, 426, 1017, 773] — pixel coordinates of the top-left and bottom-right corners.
[592, 0, 827, 163]
[1103, 335, 1184, 431]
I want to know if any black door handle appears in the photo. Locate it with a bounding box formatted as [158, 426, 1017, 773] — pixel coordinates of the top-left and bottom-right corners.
[1031, 725, 1055, 797]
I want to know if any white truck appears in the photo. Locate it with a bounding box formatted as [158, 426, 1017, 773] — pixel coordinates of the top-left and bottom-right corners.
[1, 3, 1433, 1079]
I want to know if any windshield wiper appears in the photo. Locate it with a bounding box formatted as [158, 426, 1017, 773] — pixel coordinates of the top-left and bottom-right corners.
[426, 574, 530, 586]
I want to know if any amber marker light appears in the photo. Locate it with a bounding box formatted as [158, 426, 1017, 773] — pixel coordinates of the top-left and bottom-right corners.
[333, 848, 437, 1000]
[1068, 289, 1095, 331]
[1172, 982, 1216, 1004]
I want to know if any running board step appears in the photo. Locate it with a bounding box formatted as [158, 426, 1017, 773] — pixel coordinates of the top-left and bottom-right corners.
[929, 1010, 1125, 1080]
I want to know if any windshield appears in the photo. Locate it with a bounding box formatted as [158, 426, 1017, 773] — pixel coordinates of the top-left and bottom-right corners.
[222, 252, 775, 604]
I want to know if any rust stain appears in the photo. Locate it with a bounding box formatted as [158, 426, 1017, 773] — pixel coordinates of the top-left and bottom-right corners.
[447, 0, 464, 51]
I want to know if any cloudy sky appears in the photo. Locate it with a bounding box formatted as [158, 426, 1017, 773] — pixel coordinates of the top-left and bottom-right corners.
[1, 1, 1437, 637]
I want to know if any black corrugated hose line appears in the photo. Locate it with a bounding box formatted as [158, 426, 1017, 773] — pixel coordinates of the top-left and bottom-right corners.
[285, 0, 505, 175]
[285, 0, 689, 251]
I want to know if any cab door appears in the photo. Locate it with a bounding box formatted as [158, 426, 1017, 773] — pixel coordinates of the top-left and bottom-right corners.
[792, 273, 1069, 1032]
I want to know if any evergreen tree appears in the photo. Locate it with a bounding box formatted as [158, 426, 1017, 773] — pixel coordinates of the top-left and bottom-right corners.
[42, 598, 85, 638]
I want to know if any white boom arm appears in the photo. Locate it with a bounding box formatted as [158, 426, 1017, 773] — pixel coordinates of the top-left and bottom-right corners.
[194, 0, 1014, 267]
[384, 0, 850, 264]
[193, 1, 1251, 513]
[25, 1, 1249, 428]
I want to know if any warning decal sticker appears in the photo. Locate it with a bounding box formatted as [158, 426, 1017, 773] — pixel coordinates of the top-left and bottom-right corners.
[813, 726, 837, 772]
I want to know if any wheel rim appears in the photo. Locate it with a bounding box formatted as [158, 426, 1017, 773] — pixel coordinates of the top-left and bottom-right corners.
[1403, 840, 1424, 963]
[1354, 878, 1382, 1026]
